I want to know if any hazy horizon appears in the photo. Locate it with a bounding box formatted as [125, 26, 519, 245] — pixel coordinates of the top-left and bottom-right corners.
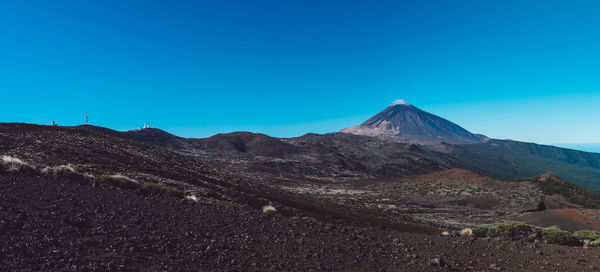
[553, 143, 600, 154]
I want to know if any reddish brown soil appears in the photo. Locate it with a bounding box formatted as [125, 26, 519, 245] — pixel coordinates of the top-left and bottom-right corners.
[3, 173, 600, 271]
[520, 208, 600, 232]
[543, 194, 581, 210]
[407, 168, 484, 183]
[539, 173, 568, 183]
[346, 168, 484, 188]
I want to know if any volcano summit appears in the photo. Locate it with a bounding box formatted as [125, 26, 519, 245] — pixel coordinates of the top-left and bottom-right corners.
[341, 101, 489, 144]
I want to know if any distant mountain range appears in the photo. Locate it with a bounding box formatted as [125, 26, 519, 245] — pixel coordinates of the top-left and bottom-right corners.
[70, 101, 600, 192]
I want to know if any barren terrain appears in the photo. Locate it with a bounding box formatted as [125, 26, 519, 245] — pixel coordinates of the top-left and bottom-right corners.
[2, 123, 600, 271]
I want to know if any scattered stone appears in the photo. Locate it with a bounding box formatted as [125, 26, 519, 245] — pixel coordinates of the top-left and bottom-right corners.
[430, 258, 446, 267]
[490, 263, 501, 270]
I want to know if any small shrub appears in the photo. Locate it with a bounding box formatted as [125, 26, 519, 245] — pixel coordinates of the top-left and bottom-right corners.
[573, 230, 600, 241]
[140, 182, 184, 198]
[587, 238, 600, 247]
[0, 155, 34, 172]
[186, 195, 199, 202]
[472, 226, 489, 238]
[475, 223, 536, 239]
[539, 226, 579, 245]
[459, 228, 473, 237]
[497, 223, 535, 238]
[474, 222, 588, 246]
[97, 174, 183, 198]
[41, 164, 76, 175]
[98, 174, 140, 190]
[262, 205, 277, 214]
[41, 164, 94, 184]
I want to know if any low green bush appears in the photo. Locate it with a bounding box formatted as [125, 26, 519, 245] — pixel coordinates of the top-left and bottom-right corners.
[573, 230, 600, 241]
[472, 222, 535, 239]
[489, 222, 534, 238]
[98, 175, 140, 189]
[539, 226, 579, 245]
[98, 174, 183, 198]
[140, 182, 184, 197]
[472, 223, 581, 246]
[472, 226, 489, 238]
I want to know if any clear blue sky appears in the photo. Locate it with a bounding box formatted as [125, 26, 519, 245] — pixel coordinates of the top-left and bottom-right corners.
[1, 1, 599, 145]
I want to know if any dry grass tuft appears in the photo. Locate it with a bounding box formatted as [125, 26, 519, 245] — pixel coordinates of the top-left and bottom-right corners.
[460, 228, 473, 237]
[186, 195, 199, 202]
[262, 205, 277, 214]
[1, 155, 33, 172]
[41, 164, 76, 175]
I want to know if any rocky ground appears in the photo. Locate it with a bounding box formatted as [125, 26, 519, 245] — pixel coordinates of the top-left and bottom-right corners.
[280, 168, 544, 229]
[2, 171, 600, 272]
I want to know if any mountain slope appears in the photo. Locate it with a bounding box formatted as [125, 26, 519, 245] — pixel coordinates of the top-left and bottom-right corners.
[197, 132, 302, 157]
[72, 124, 470, 180]
[73, 123, 600, 192]
[341, 101, 488, 144]
[450, 139, 600, 192]
[75, 125, 195, 151]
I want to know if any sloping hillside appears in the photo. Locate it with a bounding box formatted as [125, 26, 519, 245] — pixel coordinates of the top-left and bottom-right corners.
[451, 140, 600, 192]
[341, 102, 488, 144]
[73, 124, 600, 193]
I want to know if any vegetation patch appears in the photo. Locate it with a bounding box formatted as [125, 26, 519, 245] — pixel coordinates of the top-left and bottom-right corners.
[98, 174, 140, 190]
[529, 176, 600, 209]
[473, 222, 535, 239]
[97, 174, 184, 198]
[139, 182, 184, 198]
[537, 226, 579, 245]
[573, 230, 600, 241]
[473, 222, 582, 246]
[0, 155, 184, 199]
[202, 197, 243, 208]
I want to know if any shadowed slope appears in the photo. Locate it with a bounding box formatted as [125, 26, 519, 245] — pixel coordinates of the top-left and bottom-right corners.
[341, 103, 488, 144]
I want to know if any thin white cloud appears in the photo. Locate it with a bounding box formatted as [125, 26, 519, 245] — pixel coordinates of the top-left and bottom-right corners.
[392, 99, 410, 106]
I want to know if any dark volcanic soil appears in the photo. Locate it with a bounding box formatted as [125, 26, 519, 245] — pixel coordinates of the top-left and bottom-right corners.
[2, 172, 600, 271]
